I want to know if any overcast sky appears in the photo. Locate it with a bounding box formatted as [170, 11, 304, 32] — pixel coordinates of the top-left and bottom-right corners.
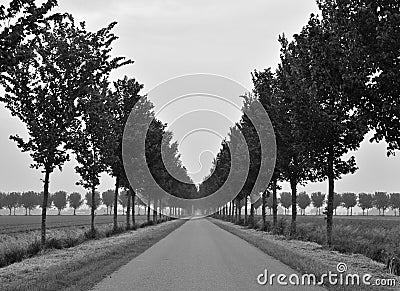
[0, 0, 399, 196]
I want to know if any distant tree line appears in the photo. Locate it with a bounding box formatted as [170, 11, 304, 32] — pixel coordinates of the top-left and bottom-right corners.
[0, 190, 151, 216]
[273, 191, 400, 217]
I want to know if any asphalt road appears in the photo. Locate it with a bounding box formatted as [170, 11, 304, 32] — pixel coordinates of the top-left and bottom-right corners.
[92, 219, 326, 291]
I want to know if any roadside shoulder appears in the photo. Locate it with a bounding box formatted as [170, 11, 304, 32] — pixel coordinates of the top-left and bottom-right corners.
[0, 219, 186, 291]
[210, 218, 399, 291]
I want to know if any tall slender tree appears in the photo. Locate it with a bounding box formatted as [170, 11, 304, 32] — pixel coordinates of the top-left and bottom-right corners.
[0, 14, 130, 245]
[285, 15, 368, 246]
[70, 21, 132, 234]
[106, 76, 142, 230]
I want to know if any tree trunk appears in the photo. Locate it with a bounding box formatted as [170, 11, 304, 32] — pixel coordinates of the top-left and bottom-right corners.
[90, 184, 96, 234]
[41, 168, 51, 247]
[147, 197, 151, 222]
[230, 201, 233, 222]
[132, 189, 136, 226]
[290, 175, 297, 237]
[250, 200, 255, 227]
[113, 175, 120, 231]
[153, 200, 157, 224]
[73, 208, 76, 215]
[262, 190, 266, 230]
[58, 209, 61, 215]
[244, 195, 248, 225]
[326, 146, 335, 247]
[235, 199, 238, 223]
[126, 189, 131, 230]
[238, 198, 242, 223]
[159, 199, 162, 220]
[147, 205, 151, 222]
[272, 177, 278, 234]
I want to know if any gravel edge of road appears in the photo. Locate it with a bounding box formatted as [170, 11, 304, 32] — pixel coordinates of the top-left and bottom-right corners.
[0, 218, 186, 291]
[210, 218, 399, 291]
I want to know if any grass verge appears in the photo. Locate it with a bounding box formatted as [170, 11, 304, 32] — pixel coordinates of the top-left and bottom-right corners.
[0, 218, 167, 268]
[210, 218, 399, 291]
[0, 218, 186, 291]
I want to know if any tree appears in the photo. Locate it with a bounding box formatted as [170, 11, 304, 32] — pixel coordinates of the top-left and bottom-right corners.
[280, 192, 292, 215]
[20, 191, 39, 215]
[70, 20, 132, 234]
[3, 192, 20, 215]
[53, 191, 67, 215]
[373, 192, 390, 216]
[284, 14, 368, 246]
[73, 88, 114, 233]
[68, 192, 83, 215]
[297, 191, 311, 215]
[389, 193, 400, 216]
[0, 14, 110, 246]
[85, 191, 101, 212]
[311, 192, 325, 215]
[11, 192, 21, 215]
[341, 192, 357, 215]
[252, 69, 285, 234]
[106, 76, 141, 230]
[332, 193, 342, 215]
[102, 190, 115, 215]
[358, 193, 374, 216]
[267, 55, 315, 236]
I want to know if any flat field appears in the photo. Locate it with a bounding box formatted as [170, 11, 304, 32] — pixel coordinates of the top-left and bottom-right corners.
[251, 214, 400, 264]
[0, 214, 158, 268]
[0, 214, 148, 234]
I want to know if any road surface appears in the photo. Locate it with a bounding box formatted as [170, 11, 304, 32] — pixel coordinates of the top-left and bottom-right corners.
[92, 219, 326, 291]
